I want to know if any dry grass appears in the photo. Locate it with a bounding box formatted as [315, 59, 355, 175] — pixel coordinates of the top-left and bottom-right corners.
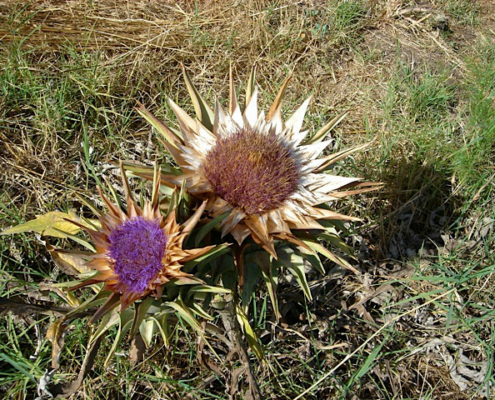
[1, 0, 495, 399]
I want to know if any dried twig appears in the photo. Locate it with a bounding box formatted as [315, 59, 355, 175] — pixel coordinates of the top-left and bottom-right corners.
[216, 298, 261, 400]
[48, 335, 104, 398]
[0, 298, 85, 318]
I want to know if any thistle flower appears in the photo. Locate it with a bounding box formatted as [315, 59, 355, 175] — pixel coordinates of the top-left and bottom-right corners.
[69, 162, 212, 313]
[1, 161, 230, 392]
[137, 67, 378, 259]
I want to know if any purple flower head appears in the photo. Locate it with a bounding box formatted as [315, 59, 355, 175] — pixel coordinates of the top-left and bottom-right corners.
[108, 217, 167, 294]
[204, 128, 300, 215]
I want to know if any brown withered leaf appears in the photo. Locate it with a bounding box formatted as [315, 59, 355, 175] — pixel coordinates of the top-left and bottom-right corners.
[129, 334, 146, 364]
[49, 335, 104, 398]
[46, 243, 91, 276]
[0, 298, 73, 318]
[46, 319, 67, 370]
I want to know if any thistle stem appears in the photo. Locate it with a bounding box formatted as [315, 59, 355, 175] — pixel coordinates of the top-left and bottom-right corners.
[219, 293, 261, 399]
[234, 243, 249, 288]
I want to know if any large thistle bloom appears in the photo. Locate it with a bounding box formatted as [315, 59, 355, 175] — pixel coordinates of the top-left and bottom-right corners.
[137, 68, 378, 258]
[71, 162, 211, 312]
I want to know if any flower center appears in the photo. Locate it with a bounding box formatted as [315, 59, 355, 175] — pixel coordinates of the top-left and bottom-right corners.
[108, 217, 167, 294]
[204, 128, 300, 215]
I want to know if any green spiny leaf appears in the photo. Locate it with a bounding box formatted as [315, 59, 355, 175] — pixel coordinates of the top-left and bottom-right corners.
[184, 243, 231, 270]
[149, 316, 170, 348]
[245, 66, 257, 108]
[302, 239, 359, 274]
[318, 229, 355, 258]
[305, 111, 348, 144]
[104, 308, 134, 367]
[131, 297, 155, 337]
[139, 319, 156, 348]
[121, 160, 181, 177]
[188, 285, 232, 296]
[241, 262, 261, 310]
[182, 65, 214, 130]
[102, 175, 125, 211]
[136, 102, 183, 147]
[91, 309, 120, 345]
[258, 252, 280, 320]
[277, 248, 312, 301]
[189, 301, 214, 321]
[294, 246, 326, 275]
[65, 289, 111, 320]
[236, 305, 263, 360]
[163, 300, 202, 332]
[194, 212, 230, 247]
[51, 228, 95, 252]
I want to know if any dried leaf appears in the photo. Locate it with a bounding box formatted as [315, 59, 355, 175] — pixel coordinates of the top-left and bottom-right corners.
[1, 211, 87, 238]
[46, 244, 92, 276]
[49, 335, 104, 397]
[129, 334, 146, 364]
[46, 319, 67, 370]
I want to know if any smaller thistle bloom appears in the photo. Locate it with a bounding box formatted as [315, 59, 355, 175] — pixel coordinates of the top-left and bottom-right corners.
[71, 162, 212, 312]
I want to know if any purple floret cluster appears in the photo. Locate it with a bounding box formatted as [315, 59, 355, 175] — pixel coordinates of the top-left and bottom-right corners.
[108, 216, 167, 294]
[204, 128, 300, 215]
